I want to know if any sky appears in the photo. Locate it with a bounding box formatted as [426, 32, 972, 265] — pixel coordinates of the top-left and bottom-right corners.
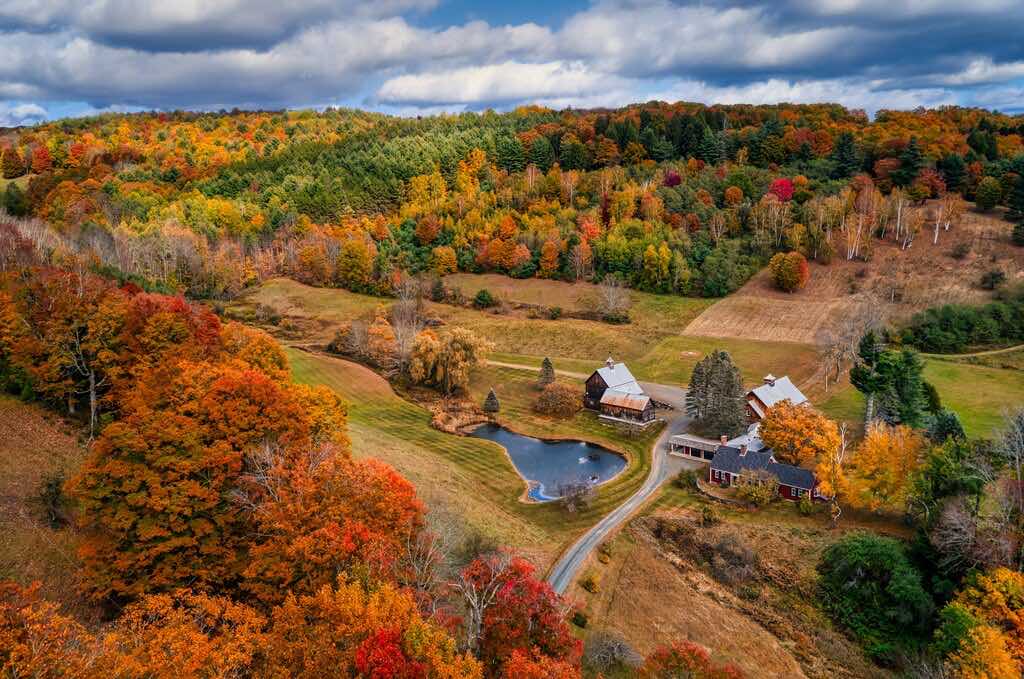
[1, 0, 1023, 127]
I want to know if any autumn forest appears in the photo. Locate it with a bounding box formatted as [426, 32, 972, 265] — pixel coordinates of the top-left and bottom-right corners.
[3, 99, 1024, 679]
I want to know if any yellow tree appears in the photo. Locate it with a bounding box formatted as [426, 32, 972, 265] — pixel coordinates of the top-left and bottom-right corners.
[407, 166, 448, 216]
[946, 626, 1018, 679]
[848, 424, 925, 512]
[538, 239, 560, 278]
[759, 400, 839, 468]
[816, 422, 850, 526]
[950, 568, 1024, 668]
[431, 245, 458, 275]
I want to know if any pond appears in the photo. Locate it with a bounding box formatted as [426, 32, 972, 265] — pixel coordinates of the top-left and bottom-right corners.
[468, 423, 627, 502]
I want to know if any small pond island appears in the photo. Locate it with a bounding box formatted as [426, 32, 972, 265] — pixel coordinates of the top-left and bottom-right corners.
[469, 423, 626, 501]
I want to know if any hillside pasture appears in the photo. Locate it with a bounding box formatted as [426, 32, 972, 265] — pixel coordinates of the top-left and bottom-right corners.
[923, 358, 1024, 438]
[0, 395, 93, 621]
[685, 206, 1024, 345]
[239, 277, 819, 391]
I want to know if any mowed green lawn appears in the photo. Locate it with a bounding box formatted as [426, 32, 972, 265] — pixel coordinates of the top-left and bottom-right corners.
[286, 347, 662, 566]
[814, 357, 1024, 440]
[924, 358, 1024, 438]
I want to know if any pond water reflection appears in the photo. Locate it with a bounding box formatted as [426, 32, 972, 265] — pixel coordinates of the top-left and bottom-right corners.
[469, 423, 627, 501]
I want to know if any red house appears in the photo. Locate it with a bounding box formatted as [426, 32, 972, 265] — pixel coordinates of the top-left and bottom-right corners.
[708, 444, 824, 502]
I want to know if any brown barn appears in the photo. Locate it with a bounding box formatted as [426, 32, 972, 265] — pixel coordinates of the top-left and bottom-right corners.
[585, 358, 656, 425]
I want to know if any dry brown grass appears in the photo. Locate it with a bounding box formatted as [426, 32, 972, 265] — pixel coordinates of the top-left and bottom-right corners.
[0, 395, 96, 622]
[579, 526, 808, 678]
[578, 509, 891, 679]
[686, 206, 1024, 345]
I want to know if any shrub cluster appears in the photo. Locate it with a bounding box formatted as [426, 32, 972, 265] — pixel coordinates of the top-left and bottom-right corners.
[534, 382, 581, 418]
[902, 293, 1024, 352]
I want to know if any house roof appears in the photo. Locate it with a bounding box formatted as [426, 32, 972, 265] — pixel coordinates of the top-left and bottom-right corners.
[726, 423, 767, 453]
[711, 446, 816, 490]
[600, 389, 650, 411]
[669, 433, 720, 452]
[749, 376, 807, 410]
[594, 362, 644, 395]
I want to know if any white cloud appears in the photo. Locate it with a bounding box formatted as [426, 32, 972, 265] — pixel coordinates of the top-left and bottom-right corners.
[0, 0, 440, 49]
[0, 102, 47, 127]
[558, 1, 867, 77]
[378, 61, 622, 105]
[1, 0, 1023, 117]
[651, 78, 956, 113]
[0, 18, 553, 109]
[936, 58, 1024, 86]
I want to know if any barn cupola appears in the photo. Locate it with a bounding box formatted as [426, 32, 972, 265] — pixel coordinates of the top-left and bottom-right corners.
[763, 374, 777, 387]
[605, 356, 615, 370]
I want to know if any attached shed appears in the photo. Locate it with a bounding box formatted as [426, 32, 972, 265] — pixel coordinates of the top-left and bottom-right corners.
[668, 433, 720, 461]
[599, 389, 655, 424]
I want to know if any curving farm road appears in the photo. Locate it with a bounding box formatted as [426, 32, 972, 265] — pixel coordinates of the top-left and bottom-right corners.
[546, 381, 698, 594]
[484, 359, 700, 593]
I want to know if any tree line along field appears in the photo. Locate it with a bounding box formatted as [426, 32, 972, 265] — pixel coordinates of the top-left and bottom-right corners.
[683, 202, 1024, 346]
[235, 273, 1024, 442]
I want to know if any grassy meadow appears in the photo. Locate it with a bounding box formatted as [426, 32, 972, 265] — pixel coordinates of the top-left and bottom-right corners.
[287, 348, 661, 568]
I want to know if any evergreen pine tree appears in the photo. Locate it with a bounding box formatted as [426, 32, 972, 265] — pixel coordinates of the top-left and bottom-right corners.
[496, 135, 525, 174]
[891, 137, 923, 188]
[927, 409, 965, 443]
[869, 349, 928, 427]
[559, 139, 589, 171]
[538, 357, 555, 388]
[2, 182, 27, 216]
[707, 351, 746, 436]
[937, 154, 966, 193]
[686, 358, 708, 420]
[923, 381, 942, 415]
[1008, 169, 1024, 223]
[830, 132, 859, 179]
[696, 128, 722, 164]
[687, 350, 745, 435]
[651, 136, 675, 162]
[529, 137, 555, 172]
[483, 388, 500, 414]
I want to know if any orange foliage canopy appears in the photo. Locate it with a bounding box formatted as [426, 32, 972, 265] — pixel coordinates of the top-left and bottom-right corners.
[759, 400, 839, 468]
[640, 640, 744, 679]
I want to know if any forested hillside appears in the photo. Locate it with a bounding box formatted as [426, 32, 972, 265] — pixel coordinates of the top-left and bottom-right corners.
[3, 102, 1024, 302]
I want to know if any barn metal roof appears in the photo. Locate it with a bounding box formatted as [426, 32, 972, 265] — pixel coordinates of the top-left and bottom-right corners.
[726, 423, 768, 452]
[749, 375, 807, 409]
[595, 361, 644, 395]
[669, 433, 720, 451]
[599, 389, 650, 411]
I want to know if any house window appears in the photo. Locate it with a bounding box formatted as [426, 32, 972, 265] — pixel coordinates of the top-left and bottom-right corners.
[793, 488, 802, 498]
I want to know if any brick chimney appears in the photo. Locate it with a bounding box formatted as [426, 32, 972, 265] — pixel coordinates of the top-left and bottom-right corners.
[720, 435, 728, 445]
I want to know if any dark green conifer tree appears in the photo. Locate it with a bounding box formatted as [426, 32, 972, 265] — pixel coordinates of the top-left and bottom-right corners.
[529, 136, 555, 172]
[483, 388, 500, 414]
[892, 137, 923, 188]
[830, 132, 859, 179]
[538, 357, 555, 388]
